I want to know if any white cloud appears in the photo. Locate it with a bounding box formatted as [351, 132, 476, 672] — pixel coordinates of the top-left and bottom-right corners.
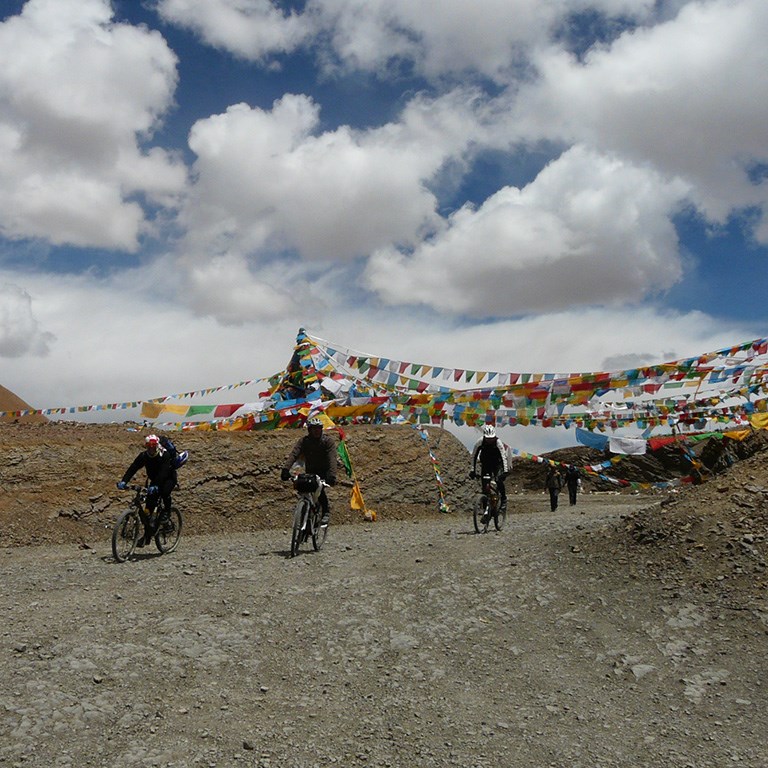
[364, 145, 690, 315]
[0, 283, 54, 358]
[514, 0, 768, 229]
[155, 0, 661, 82]
[179, 252, 298, 324]
[179, 89, 487, 277]
[183, 95, 439, 261]
[155, 0, 310, 60]
[0, 0, 186, 250]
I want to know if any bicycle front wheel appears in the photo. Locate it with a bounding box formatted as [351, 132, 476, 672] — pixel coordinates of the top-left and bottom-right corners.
[155, 507, 183, 554]
[473, 496, 489, 534]
[112, 509, 141, 562]
[493, 502, 506, 531]
[311, 505, 328, 551]
[291, 500, 309, 557]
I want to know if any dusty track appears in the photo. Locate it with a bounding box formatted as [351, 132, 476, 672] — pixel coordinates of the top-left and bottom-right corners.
[3, 494, 767, 768]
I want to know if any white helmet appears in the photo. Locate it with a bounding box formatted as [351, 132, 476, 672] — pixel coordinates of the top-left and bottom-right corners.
[482, 425, 497, 439]
[306, 416, 323, 428]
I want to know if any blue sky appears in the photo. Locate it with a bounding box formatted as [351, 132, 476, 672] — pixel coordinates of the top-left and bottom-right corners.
[1, 0, 768, 452]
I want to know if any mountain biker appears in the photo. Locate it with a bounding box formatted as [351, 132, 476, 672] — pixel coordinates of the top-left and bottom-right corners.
[280, 417, 337, 526]
[469, 425, 512, 522]
[117, 434, 176, 547]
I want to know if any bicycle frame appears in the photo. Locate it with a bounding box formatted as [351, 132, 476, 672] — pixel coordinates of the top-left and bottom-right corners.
[473, 473, 505, 533]
[112, 483, 181, 562]
[480, 474, 499, 514]
[290, 473, 328, 557]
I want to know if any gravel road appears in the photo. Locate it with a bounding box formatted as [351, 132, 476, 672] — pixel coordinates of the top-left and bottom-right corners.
[2, 494, 767, 768]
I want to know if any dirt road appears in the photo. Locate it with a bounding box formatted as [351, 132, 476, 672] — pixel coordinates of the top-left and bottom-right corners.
[2, 494, 766, 768]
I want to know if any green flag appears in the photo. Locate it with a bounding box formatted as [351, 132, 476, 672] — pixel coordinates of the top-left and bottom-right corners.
[337, 440, 353, 477]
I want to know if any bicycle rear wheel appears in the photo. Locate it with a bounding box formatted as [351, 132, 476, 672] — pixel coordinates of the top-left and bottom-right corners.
[311, 505, 328, 551]
[155, 507, 182, 554]
[112, 509, 140, 562]
[290, 500, 309, 557]
[473, 496, 489, 533]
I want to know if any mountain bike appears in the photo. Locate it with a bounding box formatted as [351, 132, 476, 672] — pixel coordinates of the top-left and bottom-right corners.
[290, 473, 329, 557]
[112, 484, 183, 562]
[473, 473, 506, 533]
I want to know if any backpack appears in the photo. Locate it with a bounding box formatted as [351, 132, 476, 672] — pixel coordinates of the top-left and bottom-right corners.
[160, 435, 189, 469]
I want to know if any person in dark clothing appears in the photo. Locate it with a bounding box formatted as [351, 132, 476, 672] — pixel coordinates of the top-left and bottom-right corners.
[545, 465, 563, 512]
[470, 425, 513, 523]
[281, 417, 337, 525]
[564, 464, 580, 506]
[117, 434, 176, 547]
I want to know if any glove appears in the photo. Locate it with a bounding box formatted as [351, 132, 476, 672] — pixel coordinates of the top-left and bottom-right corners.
[280, 468, 290, 481]
[117, 481, 127, 490]
[327, 477, 336, 486]
[147, 485, 159, 495]
[468, 470, 476, 479]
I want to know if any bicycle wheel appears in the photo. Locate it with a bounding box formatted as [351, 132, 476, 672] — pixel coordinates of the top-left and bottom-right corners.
[290, 500, 309, 557]
[311, 505, 328, 551]
[112, 509, 141, 562]
[493, 501, 506, 531]
[155, 507, 182, 554]
[473, 496, 489, 534]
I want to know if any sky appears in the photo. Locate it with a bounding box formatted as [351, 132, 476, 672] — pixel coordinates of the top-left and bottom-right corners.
[1, 0, 768, 453]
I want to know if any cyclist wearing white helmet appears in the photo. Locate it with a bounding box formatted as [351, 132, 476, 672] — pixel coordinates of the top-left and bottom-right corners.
[281, 416, 337, 526]
[470, 424, 513, 522]
[117, 433, 177, 547]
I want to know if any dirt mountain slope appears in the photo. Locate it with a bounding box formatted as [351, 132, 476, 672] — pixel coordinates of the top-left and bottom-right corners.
[0, 422, 475, 547]
[0, 385, 47, 424]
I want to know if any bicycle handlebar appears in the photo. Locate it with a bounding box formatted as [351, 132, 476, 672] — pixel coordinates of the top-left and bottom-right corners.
[120, 484, 146, 492]
[290, 473, 330, 489]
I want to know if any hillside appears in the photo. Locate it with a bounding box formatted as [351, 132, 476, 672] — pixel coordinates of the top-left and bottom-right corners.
[0, 421, 476, 547]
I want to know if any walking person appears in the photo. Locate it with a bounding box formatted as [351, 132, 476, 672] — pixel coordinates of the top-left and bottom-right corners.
[564, 464, 580, 506]
[545, 465, 563, 512]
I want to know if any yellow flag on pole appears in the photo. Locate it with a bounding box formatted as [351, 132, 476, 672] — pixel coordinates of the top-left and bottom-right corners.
[350, 480, 376, 521]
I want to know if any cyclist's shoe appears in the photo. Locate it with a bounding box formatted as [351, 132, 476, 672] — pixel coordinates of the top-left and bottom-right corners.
[320, 512, 330, 528]
[480, 512, 490, 524]
[136, 534, 149, 548]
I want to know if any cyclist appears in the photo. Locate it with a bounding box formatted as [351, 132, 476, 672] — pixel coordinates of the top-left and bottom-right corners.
[117, 434, 176, 547]
[470, 425, 512, 522]
[280, 417, 337, 526]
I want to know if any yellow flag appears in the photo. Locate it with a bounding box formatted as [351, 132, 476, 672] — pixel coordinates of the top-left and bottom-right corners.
[350, 481, 377, 521]
[140, 402, 164, 418]
[350, 481, 365, 510]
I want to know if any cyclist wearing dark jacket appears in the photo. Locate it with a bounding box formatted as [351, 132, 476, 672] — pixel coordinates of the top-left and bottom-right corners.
[281, 417, 337, 525]
[470, 425, 512, 517]
[117, 434, 176, 547]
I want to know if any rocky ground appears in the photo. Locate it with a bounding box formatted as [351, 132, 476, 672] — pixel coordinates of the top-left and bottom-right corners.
[1, 422, 768, 767]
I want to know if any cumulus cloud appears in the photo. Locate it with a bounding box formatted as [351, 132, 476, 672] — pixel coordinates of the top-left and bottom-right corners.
[155, 0, 661, 82]
[0, 0, 186, 251]
[179, 89, 487, 278]
[514, 0, 768, 230]
[0, 284, 54, 358]
[179, 252, 299, 325]
[364, 145, 690, 316]
[155, 0, 310, 60]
